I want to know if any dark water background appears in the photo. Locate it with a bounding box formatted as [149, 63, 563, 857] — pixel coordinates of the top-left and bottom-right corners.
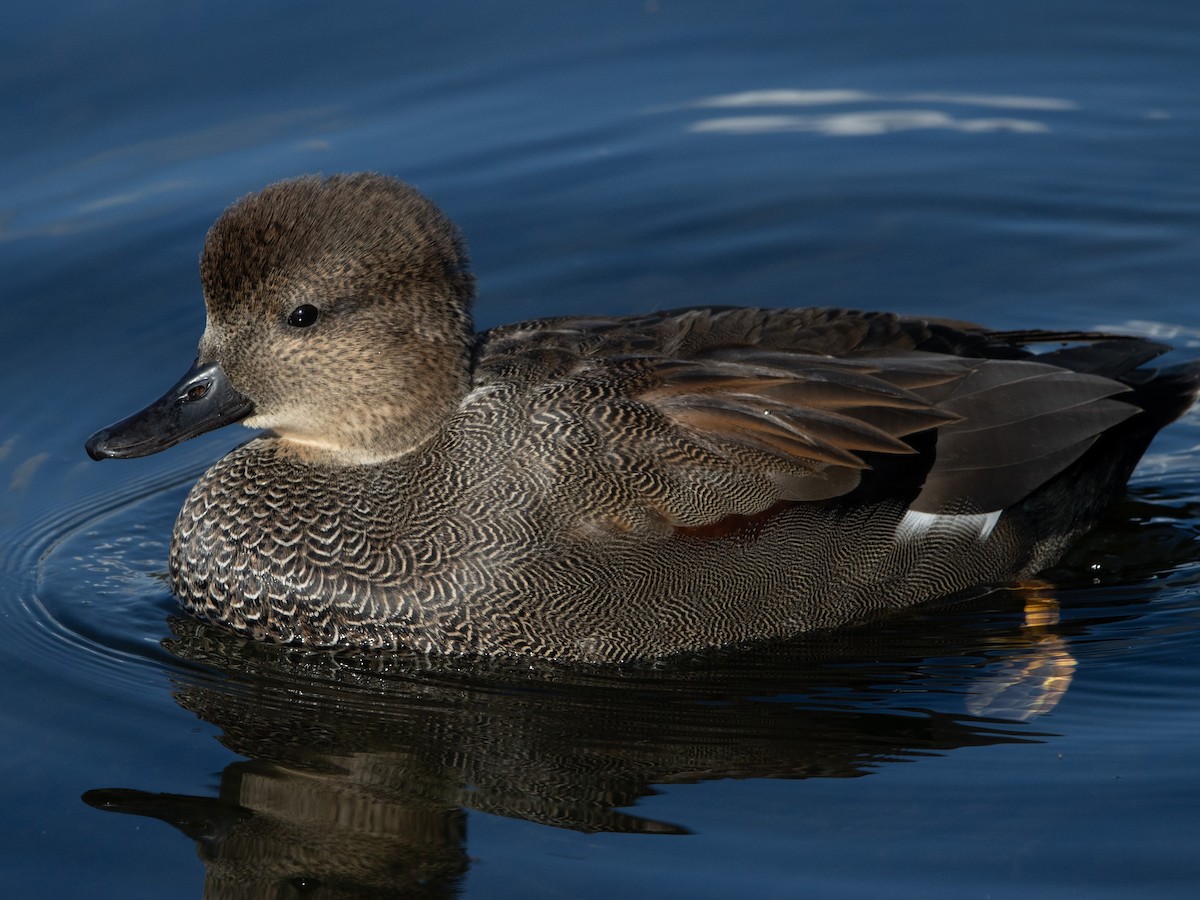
[3, 1, 1199, 897]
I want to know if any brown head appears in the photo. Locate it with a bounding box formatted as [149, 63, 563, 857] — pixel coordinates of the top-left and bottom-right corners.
[87, 174, 477, 464]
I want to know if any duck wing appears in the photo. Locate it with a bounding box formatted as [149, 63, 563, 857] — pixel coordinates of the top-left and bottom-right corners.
[475, 307, 1161, 528]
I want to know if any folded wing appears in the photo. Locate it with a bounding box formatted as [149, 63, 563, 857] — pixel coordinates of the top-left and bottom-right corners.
[477, 307, 1158, 529]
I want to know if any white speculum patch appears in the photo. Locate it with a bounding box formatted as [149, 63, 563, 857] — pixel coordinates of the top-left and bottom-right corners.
[895, 508, 1002, 543]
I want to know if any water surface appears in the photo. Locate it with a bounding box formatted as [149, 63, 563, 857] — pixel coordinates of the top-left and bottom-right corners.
[3, 1, 1200, 897]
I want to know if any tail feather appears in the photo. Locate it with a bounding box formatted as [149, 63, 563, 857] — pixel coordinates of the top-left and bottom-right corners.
[1123, 359, 1200, 431]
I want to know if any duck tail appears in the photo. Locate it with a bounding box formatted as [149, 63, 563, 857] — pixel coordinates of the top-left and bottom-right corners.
[1029, 335, 1200, 434]
[1122, 358, 1200, 433]
[1012, 358, 1200, 549]
[1074, 359, 1200, 502]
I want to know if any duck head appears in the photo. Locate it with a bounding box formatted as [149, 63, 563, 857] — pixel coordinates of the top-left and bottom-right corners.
[86, 174, 476, 464]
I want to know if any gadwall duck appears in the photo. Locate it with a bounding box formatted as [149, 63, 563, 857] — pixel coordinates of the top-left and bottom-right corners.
[86, 174, 1200, 662]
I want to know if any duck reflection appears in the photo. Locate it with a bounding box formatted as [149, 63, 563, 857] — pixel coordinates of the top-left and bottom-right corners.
[85, 585, 1083, 899]
[87, 768, 466, 900]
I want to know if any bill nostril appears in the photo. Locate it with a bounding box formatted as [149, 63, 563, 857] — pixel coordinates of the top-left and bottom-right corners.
[184, 383, 210, 402]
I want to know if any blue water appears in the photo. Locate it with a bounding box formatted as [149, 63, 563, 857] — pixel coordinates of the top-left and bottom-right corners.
[3, 1, 1200, 897]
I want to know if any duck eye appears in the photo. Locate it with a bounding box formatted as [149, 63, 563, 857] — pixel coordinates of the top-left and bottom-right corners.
[287, 304, 320, 328]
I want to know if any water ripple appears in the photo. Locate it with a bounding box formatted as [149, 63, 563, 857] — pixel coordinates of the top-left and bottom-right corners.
[656, 87, 1079, 136]
[4, 456, 210, 686]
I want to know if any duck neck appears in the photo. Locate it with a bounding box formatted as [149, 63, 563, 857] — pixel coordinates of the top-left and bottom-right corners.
[346, 329, 477, 466]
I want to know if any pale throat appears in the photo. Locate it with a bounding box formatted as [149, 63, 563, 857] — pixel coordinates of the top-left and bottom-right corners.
[244, 403, 450, 465]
